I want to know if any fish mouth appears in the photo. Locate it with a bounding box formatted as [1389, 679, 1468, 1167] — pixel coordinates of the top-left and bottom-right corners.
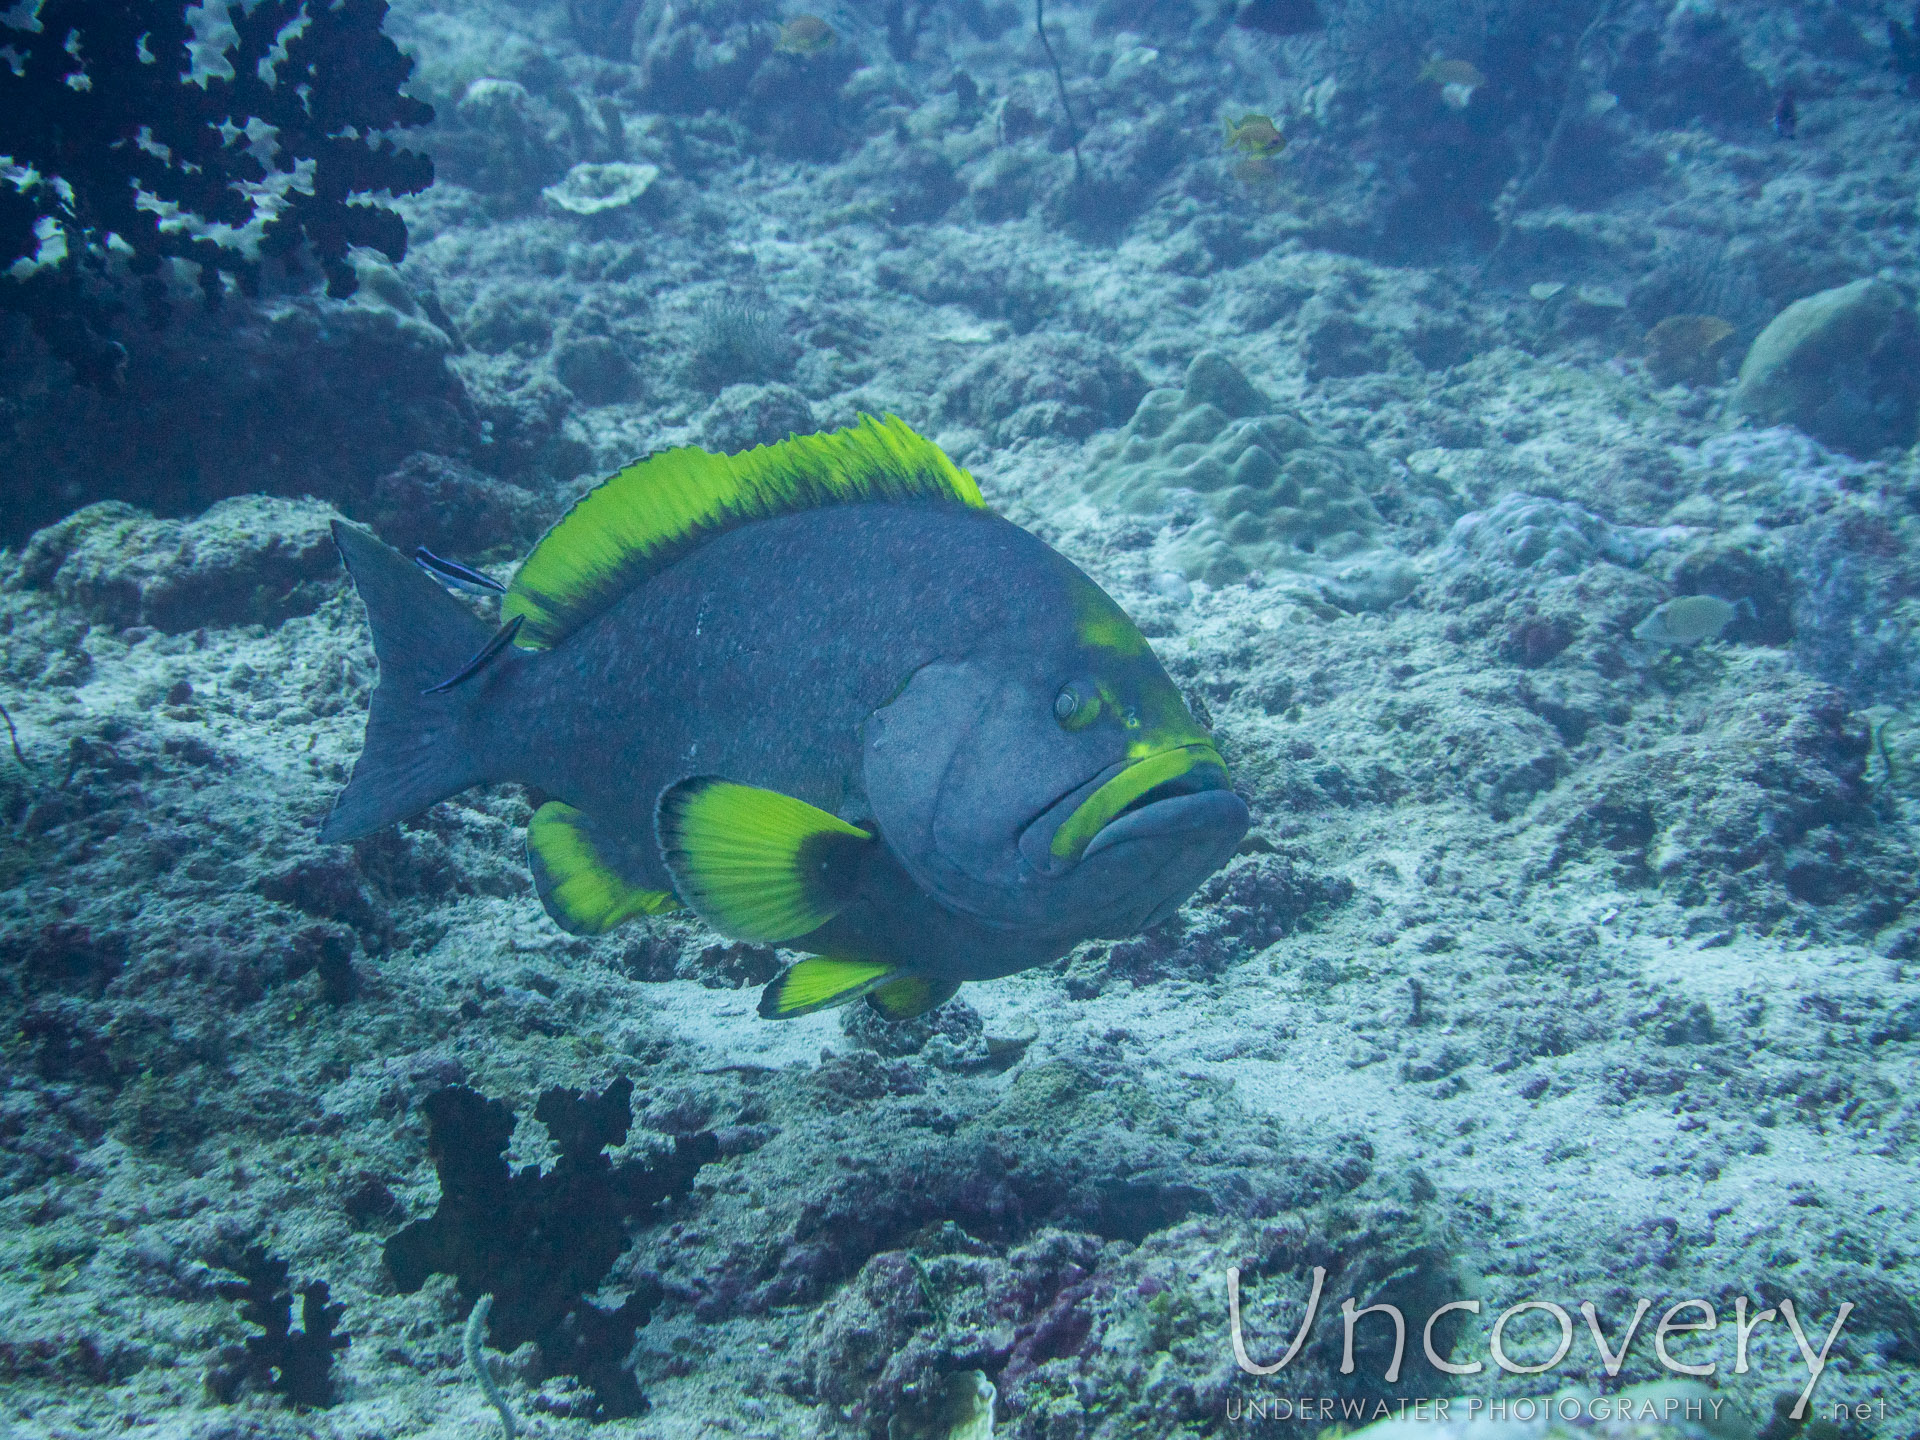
[1021, 743, 1231, 869]
[1081, 785, 1244, 862]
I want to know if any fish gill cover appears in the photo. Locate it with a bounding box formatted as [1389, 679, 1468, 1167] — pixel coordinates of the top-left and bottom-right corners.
[0, 0, 433, 389]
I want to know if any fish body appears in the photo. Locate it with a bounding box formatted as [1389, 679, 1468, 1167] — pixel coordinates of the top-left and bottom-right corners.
[1420, 57, 1483, 108]
[1632, 594, 1751, 646]
[1224, 113, 1285, 157]
[323, 418, 1248, 1019]
[775, 15, 836, 55]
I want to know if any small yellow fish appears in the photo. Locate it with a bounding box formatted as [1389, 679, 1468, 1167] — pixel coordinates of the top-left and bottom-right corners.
[775, 14, 836, 56]
[1223, 113, 1285, 158]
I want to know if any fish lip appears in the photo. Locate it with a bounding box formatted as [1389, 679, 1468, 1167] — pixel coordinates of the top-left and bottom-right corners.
[1016, 759, 1129, 870]
[1081, 787, 1245, 860]
[1079, 788, 1250, 935]
[1018, 744, 1229, 873]
[1052, 743, 1228, 862]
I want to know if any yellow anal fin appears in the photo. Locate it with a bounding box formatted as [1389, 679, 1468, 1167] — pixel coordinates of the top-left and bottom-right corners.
[758, 958, 897, 1018]
[867, 976, 960, 1021]
[657, 777, 872, 943]
[527, 801, 679, 936]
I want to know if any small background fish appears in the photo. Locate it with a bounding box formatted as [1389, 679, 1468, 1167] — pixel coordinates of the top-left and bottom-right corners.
[1419, 56, 1484, 109]
[775, 14, 836, 56]
[1633, 594, 1754, 645]
[1223, 113, 1285, 157]
[1643, 314, 1736, 387]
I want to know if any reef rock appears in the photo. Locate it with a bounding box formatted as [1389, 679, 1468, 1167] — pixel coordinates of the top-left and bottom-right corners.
[1539, 674, 1908, 935]
[553, 334, 642, 407]
[10, 497, 342, 634]
[700, 382, 817, 452]
[365, 453, 545, 558]
[1082, 351, 1414, 608]
[1732, 279, 1920, 457]
[1436, 493, 1688, 579]
[2, 291, 477, 545]
[1787, 500, 1920, 707]
[937, 333, 1145, 444]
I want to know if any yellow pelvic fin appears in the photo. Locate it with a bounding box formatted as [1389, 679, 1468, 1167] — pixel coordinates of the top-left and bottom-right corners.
[759, 958, 897, 1018]
[867, 975, 960, 1022]
[657, 777, 872, 943]
[504, 415, 985, 650]
[527, 801, 680, 936]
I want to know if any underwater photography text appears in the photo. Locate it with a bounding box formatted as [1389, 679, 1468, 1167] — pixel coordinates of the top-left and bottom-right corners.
[1226, 1265, 1856, 1418]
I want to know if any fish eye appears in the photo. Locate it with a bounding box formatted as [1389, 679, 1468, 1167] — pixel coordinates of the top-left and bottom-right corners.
[1122, 706, 1141, 730]
[1054, 684, 1100, 730]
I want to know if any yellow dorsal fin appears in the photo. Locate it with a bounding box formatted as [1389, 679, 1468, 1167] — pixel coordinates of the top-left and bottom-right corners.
[504, 414, 985, 649]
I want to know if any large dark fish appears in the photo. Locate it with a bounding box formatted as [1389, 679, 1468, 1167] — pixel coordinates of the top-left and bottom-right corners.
[321, 417, 1249, 1020]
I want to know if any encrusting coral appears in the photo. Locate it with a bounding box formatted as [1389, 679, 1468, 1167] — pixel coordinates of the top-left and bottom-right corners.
[1082, 351, 1413, 608]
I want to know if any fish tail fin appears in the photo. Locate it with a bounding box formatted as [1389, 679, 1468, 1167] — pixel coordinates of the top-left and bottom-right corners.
[320, 522, 510, 842]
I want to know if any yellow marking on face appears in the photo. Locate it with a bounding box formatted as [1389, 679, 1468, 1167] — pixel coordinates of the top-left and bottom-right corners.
[1072, 581, 1151, 659]
[1124, 680, 1212, 760]
[1066, 578, 1217, 760]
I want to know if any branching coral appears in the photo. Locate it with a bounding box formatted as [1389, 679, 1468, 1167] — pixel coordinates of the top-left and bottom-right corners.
[384, 1080, 718, 1419]
[0, 0, 434, 387]
[206, 1247, 350, 1408]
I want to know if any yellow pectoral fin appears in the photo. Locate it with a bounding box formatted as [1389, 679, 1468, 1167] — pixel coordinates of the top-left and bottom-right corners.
[657, 777, 873, 943]
[527, 801, 680, 936]
[758, 958, 898, 1018]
